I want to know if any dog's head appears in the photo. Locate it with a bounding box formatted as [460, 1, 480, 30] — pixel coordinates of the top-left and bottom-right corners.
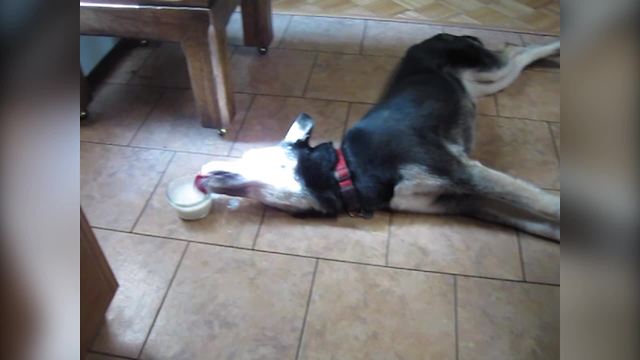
[196, 113, 340, 215]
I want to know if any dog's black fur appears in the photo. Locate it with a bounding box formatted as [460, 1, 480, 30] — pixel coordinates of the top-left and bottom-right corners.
[293, 34, 505, 217]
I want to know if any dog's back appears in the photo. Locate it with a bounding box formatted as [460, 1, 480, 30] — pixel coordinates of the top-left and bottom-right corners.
[343, 34, 505, 210]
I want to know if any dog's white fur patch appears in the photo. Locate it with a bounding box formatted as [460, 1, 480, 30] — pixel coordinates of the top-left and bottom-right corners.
[390, 165, 448, 213]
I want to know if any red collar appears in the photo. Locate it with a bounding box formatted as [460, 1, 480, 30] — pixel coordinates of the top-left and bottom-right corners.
[334, 148, 369, 217]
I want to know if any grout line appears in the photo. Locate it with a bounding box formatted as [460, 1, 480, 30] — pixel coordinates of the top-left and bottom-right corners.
[107, 81, 190, 90]
[234, 91, 352, 105]
[342, 103, 354, 138]
[88, 350, 137, 360]
[90, 226, 560, 287]
[358, 20, 369, 55]
[126, 87, 167, 146]
[80, 140, 239, 158]
[384, 212, 393, 266]
[125, 43, 161, 86]
[251, 207, 267, 250]
[237, 44, 401, 58]
[547, 122, 560, 161]
[137, 242, 190, 359]
[295, 259, 319, 360]
[454, 276, 459, 360]
[517, 232, 527, 281]
[129, 151, 176, 232]
[493, 94, 500, 116]
[226, 94, 257, 156]
[275, 14, 295, 49]
[480, 112, 560, 125]
[301, 52, 319, 97]
[226, 95, 257, 155]
[518, 33, 526, 48]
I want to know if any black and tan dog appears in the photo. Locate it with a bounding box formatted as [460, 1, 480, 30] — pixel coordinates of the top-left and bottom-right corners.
[196, 34, 561, 241]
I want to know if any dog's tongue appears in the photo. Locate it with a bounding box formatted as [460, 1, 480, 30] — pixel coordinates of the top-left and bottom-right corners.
[194, 174, 208, 194]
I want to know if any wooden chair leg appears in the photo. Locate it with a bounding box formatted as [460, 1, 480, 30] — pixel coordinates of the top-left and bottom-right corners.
[181, 24, 235, 130]
[241, 0, 273, 50]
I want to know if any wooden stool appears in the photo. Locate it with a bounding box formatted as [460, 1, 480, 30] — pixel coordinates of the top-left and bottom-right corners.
[80, 0, 273, 132]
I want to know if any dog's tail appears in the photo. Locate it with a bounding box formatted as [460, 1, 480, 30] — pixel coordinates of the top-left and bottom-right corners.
[462, 40, 560, 97]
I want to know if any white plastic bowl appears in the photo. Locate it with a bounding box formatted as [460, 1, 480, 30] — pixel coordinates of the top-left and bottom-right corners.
[166, 175, 212, 220]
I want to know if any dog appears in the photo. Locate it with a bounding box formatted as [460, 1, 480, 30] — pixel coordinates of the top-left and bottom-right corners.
[196, 34, 561, 241]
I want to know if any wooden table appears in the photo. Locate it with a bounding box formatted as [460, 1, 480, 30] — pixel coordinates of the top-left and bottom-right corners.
[80, 0, 273, 132]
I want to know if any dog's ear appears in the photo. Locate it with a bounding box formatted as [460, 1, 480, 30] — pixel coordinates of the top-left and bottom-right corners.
[283, 113, 315, 145]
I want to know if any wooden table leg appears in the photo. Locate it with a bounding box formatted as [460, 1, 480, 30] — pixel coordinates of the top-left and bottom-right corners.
[208, 22, 235, 133]
[80, 68, 91, 119]
[181, 22, 235, 130]
[241, 0, 273, 50]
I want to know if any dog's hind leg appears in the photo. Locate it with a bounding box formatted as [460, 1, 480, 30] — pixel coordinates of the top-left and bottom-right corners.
[440, 158, 560, 240]
[463, 41, 560, 97]
[461, 159, 560, 220]
[444, 194, 560, 240]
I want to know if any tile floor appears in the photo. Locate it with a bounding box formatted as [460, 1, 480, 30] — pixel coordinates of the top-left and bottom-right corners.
[82, 14, 559, 360]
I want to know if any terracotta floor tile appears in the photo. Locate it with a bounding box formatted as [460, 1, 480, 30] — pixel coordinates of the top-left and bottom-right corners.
[489, 1, 534, 18]
[518, 8, 560, 33]
[362, 20, 442, 56]
[134, 152, 264, 247]
[231, 47, 316, 96]
[81, 143, 173, 231]
[444, 13, 482, 24]
[472, 116, 559, 189]
[497, 70, 560, 122]
[130, 90, 253, 155]
[231, 95, 348, 156]
[128, 42, 191, 88]
[305, 53, 399, 103]
[299, 261, 455, 360]
[227, 13, 291, 47]
[457, 277, 559, 360]
[91, 230, 186, 358]
[476, 95, 498, 115]
[416, 2, 460, 20]
[255, 209, 389, 265]
[346, 102, 374, 129]
[389, 214, 523, 279]
[280, 16, 365, 53]
[444, 27, 523, 51]
[442, 0, 485, 12]
[520, 232, 560, 284]
[81, 84, 163, 145]
[465, 6, 532, 30]
[140, 244, 315, 360]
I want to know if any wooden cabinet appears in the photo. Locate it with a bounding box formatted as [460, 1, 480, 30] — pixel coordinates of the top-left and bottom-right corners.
[80, 209, 118, 358]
